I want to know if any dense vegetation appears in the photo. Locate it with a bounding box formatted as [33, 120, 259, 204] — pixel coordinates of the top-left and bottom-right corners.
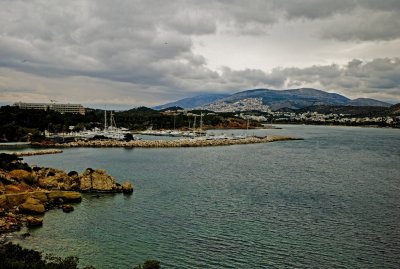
[0, 153, 31, 171]
[0, 242, 93, 269]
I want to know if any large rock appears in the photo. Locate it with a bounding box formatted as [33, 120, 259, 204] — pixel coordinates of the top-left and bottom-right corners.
[35, 167, 78, 190]
[0, 195, 6, 208]
[8, 169, 36, 184]
[0, 181, 4, 194]
[26, 216, 43, 227]
[6, 193, 29, 208]
[121, 182, 134, 194]
[62, 204, 74, 213]
[5, 184, 24, 193]
[0, 217, 21, 233]
[19, 197, 45, 214]
[79, 168, 118, 192]
[30, 191, 49, 203]
[47, 191, 81, 203]
[0, 169, 15, 185]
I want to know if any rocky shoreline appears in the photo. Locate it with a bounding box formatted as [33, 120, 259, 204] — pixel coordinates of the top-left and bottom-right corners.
[0, 154, 133, 235]
[32, 135, 302, 148]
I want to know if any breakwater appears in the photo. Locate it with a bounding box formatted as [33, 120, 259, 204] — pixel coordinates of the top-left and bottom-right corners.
[11, 150, 63, 156]
[32, 135, 301, 148]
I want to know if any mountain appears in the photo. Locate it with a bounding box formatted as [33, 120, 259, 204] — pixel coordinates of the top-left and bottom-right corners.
[387, 103, 400, 115]
[153, 93, 230, 110]
[218, 88, 350, 110]
[154, 88, 391, 111]
[347, 98, 391, 107]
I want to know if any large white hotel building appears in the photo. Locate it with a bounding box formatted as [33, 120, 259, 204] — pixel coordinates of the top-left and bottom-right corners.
[13, 102, 85, 115]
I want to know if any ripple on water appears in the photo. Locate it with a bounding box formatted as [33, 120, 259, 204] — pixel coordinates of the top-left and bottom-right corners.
[13, 126, 400, 269]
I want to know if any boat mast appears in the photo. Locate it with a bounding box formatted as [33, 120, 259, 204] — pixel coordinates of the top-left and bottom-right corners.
[104, 106, 107, 130]
[200, 112, 203, 132]
[193, 115, 197, 136]
[109, 111, 116, 130]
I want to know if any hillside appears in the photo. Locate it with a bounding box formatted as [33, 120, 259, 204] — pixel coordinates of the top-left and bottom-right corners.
[219, 88, 350, 110]
[154, 88, 391, 111]
[387, 103, 400, 115]
[347, 98, 391, 107]
[153, 93, 229, 110]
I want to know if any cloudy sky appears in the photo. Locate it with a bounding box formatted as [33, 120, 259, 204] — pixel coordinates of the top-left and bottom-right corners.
[1, 0, 400, 109]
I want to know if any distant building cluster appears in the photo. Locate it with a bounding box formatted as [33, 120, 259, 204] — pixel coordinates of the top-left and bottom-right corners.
[13, 102, 85, 115]
[270, 111, 398, 125]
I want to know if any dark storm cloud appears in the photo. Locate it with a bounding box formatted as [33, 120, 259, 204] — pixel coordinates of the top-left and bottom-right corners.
[273, 58, 400, 100]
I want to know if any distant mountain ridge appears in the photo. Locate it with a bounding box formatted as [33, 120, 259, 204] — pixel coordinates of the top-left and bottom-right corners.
[153, 93, 230, 110]
[154, 88, 391, 111]
[347, 98, 391, 107]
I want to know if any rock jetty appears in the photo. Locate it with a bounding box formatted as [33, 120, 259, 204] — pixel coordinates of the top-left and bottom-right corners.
[32, 135, 301, 148]
[12, 149, 63, 157]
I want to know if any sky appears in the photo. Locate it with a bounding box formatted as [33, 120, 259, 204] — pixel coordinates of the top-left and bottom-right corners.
[1, 0, 400, 109]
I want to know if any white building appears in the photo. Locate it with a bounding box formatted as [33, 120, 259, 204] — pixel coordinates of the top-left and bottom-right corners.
[14, 102, 85, 115]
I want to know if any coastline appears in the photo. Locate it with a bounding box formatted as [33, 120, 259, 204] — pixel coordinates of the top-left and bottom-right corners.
[0, 155, 134, 236]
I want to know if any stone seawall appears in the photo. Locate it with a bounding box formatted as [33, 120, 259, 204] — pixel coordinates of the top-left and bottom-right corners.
[32, 135, 302, 148]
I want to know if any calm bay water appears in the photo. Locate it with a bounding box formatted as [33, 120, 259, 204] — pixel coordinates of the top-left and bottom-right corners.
[12, 125, 400, 268]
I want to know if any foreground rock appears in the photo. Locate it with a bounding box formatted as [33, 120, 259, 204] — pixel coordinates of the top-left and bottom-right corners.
[7, 166, 135, 194]
[80, 168, 120, 192]
[121, 181, 134, 194]
[0, 153, 135, 234]
[26, 216, 43, 227]
[0, 191, 81, 233]
[61, 204, 74, 213]
[19, 197, 45, 214]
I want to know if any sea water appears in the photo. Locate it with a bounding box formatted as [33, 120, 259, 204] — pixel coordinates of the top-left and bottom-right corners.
[13, 125, 400, 268]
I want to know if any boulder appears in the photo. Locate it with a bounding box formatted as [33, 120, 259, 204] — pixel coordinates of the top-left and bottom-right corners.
[68, 171, 79, 178]
[0, 195, 6, 208]
[0, 169, 15, 184]
[34, 167, 78, 191]
[26, 216, 43, 227]
[30, 191, 49, 203]
[19, 197, 45, 214]
[47, 191, 81, 203]
[5, 184, 24, 193]
[37, 177, 59, 189]
[62, 204, 74, 213]
[121, 182, 134, 194]
[0, 217, 21, 233]
[79, 168, 117, 192]
[8, 169, 35, 184]
[6, 193, 29, 208]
